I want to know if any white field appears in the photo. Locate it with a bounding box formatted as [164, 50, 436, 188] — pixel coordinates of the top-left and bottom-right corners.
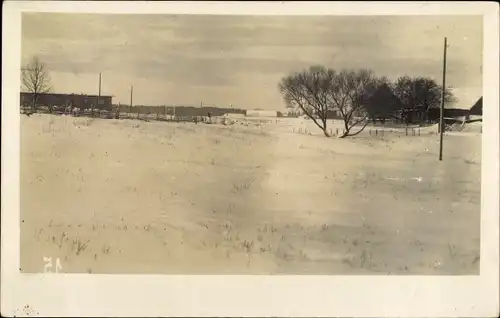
[21, 114, 481, 274]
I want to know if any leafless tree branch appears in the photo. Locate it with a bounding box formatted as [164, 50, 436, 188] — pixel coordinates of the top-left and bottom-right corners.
[22, 56, 52, 111]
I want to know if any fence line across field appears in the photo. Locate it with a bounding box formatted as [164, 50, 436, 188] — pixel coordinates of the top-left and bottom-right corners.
[22, 106, 440, 138]
[291, 126, 426, 137]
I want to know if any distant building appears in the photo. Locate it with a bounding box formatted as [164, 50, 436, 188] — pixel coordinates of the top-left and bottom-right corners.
[426, 97, 482, 124]
[246, 110, 278, 117]
[20, 92, 113, 110]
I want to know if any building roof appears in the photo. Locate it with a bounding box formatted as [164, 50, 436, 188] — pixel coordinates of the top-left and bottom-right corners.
[469, 96, 482, 116]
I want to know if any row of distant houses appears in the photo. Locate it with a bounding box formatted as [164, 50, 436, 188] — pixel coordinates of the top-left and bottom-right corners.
[19, 92, 270, 118]
[20, 91, 483, 122]
[21, 92, 114, 111]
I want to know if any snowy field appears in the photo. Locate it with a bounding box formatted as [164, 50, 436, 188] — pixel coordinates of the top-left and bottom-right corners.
[20, 114, 481, 274]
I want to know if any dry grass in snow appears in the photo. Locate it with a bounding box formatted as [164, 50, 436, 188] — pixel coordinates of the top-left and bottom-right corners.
[21, 114, 481, 274]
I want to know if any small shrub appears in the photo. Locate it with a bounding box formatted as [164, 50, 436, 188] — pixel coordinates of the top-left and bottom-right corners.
[72, 238, 90, 255]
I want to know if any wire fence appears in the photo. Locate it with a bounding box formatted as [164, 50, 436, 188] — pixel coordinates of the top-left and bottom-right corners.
[22, 106, 448, 137]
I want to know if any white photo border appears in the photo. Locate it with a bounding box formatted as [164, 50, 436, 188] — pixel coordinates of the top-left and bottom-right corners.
[2, 1, 498, 317]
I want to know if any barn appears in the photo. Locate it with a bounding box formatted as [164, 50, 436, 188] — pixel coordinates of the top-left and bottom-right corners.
[20, 92, 113, 111]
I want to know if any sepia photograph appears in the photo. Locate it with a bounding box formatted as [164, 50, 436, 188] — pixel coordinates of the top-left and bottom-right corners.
[19, 12, 484, 275]
[2, 1, 499, 317]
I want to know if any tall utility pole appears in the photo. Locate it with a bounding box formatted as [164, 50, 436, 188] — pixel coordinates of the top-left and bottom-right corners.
[129, 85, 133, 114]
[98, 73, 101, 101]
[412, 81, 416, 123]
[93, 73, 101, 117]
[439, 37, 448, 161]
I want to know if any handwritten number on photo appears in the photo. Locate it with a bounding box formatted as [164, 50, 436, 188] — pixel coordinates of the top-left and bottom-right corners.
[43, 256, 63, 273]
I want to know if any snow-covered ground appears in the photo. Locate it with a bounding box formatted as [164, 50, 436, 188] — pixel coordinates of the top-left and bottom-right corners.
[20, 114, 481, 274]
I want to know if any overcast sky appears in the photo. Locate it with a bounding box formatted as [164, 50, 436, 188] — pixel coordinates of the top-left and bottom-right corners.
[21, 13, 483, 110]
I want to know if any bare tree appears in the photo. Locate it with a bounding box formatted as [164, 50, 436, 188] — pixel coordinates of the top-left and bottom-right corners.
[279, 65, 335, 137]
[329, 69, 382, 138]
[363, 81, 404, 124]
[393, 76, 457, 123]
[21, 56, 52, 112]
[279, 66, 383, 138]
